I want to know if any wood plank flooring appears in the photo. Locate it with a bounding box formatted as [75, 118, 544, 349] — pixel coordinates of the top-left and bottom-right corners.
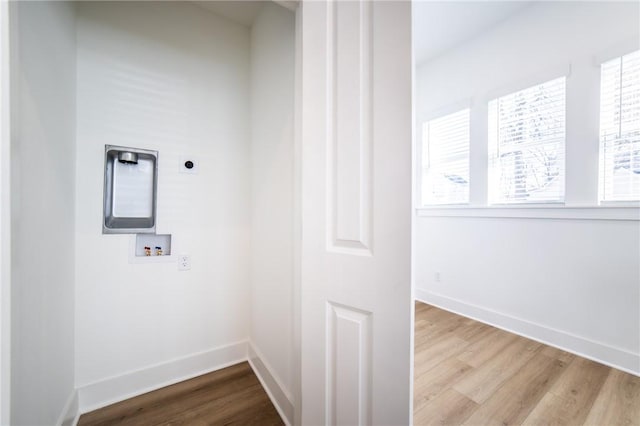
[77, 303, 640, 426]
[78, 362, 283, 426]
[414, 301, 640, 426]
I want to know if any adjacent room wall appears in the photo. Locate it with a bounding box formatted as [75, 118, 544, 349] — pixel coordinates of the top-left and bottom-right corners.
[11, 1, 77, 424]
[414, 1, 640, 373]
[249, 3, 296, 422]
[74, 1, 251, 410]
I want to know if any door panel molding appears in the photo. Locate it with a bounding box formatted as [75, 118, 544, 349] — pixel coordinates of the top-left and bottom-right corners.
[326, 302, 372, 426]
[326, 0, 373, 256]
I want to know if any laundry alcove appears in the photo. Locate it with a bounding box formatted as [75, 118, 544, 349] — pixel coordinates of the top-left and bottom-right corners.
[9, 1, 297, 424]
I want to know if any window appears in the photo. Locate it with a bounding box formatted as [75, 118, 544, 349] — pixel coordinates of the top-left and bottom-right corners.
[421, 109, 470, 205]
[599, 50, 640, 202]
[488, 77, 566, 204]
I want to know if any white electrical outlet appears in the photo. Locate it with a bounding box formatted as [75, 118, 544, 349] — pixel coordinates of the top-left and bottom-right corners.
[178, 255, 191, 271]
[434, 272, 441, 282]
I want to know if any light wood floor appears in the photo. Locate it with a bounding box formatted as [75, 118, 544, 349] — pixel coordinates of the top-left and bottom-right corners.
[414, 301, 640, 426]
[78, 362, 283, 426]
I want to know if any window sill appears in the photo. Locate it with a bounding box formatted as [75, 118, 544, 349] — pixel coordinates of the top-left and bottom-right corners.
[415, 205, 640, 220]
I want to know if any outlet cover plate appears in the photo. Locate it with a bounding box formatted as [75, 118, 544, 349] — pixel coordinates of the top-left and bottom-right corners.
[178, 254, 191, 271]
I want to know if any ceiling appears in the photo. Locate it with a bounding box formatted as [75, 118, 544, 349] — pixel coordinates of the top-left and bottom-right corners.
[190, 1, 530, 63]
[413, 1, 532, 65]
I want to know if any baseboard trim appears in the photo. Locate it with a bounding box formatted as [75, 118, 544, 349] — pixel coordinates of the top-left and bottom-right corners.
[415, 288, 640, 376]
[56, 389, 78, 426]
[76, 340, 249, 414]
[248, 343, 294, 426]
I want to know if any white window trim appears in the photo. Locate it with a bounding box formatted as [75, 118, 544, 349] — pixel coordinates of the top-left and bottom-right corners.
[422, 99, 473, 123]
[597, 49, 640, 203]
[415, 99, 472, 208]
[481, 63, 571, 105]
[414, 59, 640, 219]
[487, 76, 567, 204]
[416, 205, 639, 220]
[593, 37, 640, 67]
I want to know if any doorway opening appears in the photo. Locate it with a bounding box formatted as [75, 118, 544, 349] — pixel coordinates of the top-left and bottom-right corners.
[411, 1, 640, 423]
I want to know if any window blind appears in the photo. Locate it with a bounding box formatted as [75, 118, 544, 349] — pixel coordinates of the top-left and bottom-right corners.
[488, 77, 566, 204]
[599, 50, 640, 202]
[422, 109, 470, 205]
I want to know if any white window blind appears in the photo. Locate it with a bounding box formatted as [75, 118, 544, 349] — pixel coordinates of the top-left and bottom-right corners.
[421, 109, 470, 205]
[599, 50, 640, 202]
[488, 77, 566, 204]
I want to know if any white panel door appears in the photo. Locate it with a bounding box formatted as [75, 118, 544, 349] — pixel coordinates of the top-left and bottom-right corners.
[300, 1, 413, 425]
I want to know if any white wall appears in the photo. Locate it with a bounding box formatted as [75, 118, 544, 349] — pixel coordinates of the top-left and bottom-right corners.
[10, 1, 77, 424]
[0, 1, 11, 422]
[249, 3, 296, 422]
[75, 1, 251, 409]
[415, 2, 640, 373]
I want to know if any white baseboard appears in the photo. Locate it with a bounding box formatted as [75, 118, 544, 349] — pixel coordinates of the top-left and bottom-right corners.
[415, 288, 640, 376]
[74, 339, 296, 425]
[248, 343, 294, 426]
[76, 340, 249, 414]
[56, 390, 78, 426]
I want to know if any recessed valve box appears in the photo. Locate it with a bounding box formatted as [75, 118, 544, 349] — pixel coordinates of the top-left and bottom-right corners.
[103, 145, 158, 234]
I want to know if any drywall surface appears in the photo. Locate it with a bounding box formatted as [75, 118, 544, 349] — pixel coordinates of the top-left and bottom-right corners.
[0, 2, 11, 423]
[415, 1, 640, 373]
[249, 1, 295, 415]
[11, 1, 77, 424]
[415, 218, 639, 369]
[75, 0, 251, 400]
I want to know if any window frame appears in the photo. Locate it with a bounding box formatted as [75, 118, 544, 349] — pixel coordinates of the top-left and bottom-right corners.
[414, 62, 638, 220]
[598, 49, 640, 204]
[420, 107, 471, 206]
[487, 76, 567, 205]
